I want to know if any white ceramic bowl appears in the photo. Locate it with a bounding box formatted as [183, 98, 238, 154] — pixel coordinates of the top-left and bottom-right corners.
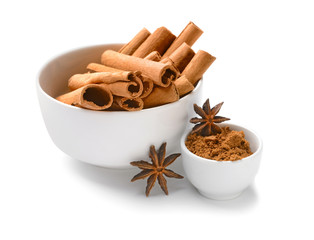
[37, 44, 202, 169]
[181, 123, 262, 200]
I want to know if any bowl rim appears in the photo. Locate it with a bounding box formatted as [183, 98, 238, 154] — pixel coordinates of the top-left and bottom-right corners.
[36, 43, 202, 114]
[180, 122, 263, 164]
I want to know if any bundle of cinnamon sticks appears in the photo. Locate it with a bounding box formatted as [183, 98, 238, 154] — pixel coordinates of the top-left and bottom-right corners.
[56, 22, 216, 111]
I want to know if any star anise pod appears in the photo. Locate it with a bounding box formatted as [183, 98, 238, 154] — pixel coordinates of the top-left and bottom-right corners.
[190, 99, 230, 136]
[130, 143, 183, 197]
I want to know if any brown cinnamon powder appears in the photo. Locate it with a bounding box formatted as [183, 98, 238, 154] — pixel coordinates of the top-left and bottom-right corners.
[185, 126, 252, 161]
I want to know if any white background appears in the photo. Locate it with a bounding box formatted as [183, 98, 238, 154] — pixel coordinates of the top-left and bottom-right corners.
[1, 0, 314, 239]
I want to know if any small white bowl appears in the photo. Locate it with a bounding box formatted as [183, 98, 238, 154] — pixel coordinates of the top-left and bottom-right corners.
[37, 44, 202, 169]
[181, 123, 262, 200]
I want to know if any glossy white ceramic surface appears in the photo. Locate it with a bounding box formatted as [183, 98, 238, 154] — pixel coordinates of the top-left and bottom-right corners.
[181, 123, 262, 200]
[37, 44, 202, 168]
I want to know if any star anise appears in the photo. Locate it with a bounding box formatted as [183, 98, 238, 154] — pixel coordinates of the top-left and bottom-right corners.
[190, 99, 230, 136]
[130, 143, 183, 197]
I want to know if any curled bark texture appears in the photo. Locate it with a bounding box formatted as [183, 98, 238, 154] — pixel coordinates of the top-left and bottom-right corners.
[162, 22, 203, 58]
[56, 84, 113, 110]
[182, 50, 216, 85]
[119, 28, 151, 55]
[132, 27, 176, 58]
[101, 50, 178, 87]
[142, 83, 179, 108]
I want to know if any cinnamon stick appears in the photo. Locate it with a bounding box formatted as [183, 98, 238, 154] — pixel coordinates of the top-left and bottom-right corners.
[181, 50, 216, 85]
[140, 76, 154, 98]
[88, 63, 153, 98]
[142, 83, 179, 108]
[132, 27, 176, 58]
[56, 84, 113, 111]
[110, 96, 144, 111]
[101, 50, 178, 87]
[162, 22, 203, 58]
[68, 72, 133, 90]
[86, 63, 144, 97]
[108, 80, 143, 98]
[87, 63, 140, 76]
[174, 75, 195, 97]
[161, 42, 195, 72]
[159, 57, 180, 78]
[144, 51, 161, 61]
[86, 63, 117, 73]
[118, 28, 151, 55]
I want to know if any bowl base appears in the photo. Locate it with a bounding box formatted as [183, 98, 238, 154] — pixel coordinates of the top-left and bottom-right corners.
[197, 189, 243, 200]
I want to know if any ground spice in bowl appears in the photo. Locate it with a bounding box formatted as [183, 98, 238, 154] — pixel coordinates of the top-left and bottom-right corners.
[185, 126, 252, 161]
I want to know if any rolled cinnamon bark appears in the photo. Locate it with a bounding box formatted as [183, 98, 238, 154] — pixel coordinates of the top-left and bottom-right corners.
[110, 96, 144, 111]
[56, 84, 113, 111]
[118, 28, 151, 55]
[181, 50, 216, 85]
[86, 63, 116, 73]
[86, 63, 145, 96]
[87, 63, 141, 77]
[101, 50, 178, 87]
[140, 76, 154, 98]
[162, 22, 203, 58]
[108, 80, 142, 98]
[144, 51, 161, 61]
[68, 72, 132, 90]
[159, 57, 180, 74]
[142, 83, 179, 108]
[159, 57, 173, 65]
[174, 75, 195, 97]
[161, 42, 195, 72]
[132, 27, 176, 58]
